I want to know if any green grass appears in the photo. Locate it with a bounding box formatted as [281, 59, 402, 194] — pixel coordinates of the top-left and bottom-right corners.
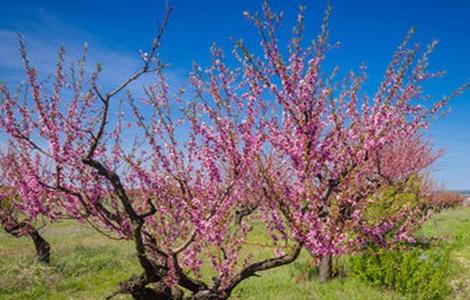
[0, 208, 469, 299]
[0, 221, 138, 299]
[418, 208, 470, 299]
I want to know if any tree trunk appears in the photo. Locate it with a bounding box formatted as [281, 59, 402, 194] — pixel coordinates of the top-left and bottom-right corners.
[188, 290, 224, 300]
[129, 282, 183, 300]
[30, 230, 51, 264]
[318, 254, 332, 283]
[111, 275, 183, 300]
[131, 286, 172, 300]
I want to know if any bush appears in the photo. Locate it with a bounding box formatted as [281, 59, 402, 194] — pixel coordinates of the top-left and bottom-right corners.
[350, 244, 452, 300]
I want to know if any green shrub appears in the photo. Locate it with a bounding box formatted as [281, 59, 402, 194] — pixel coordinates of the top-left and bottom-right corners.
[350, 244, 452, 300]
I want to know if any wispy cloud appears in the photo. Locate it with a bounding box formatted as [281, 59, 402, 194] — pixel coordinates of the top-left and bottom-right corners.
[0, 9, 187, 93]
[0, 8, 189, 152]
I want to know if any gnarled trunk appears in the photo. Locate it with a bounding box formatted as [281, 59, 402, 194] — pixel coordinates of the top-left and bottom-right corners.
[130, 283, 176, 300]
[1, 216, 51, 264]
[318, 254, 332, 283]
[30, 230, 51, 264]
[188, 290, 225, 300]
[109, 274, 183, 300]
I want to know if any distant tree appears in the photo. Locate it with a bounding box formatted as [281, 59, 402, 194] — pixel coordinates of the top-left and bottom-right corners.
[428, 190, 466, 211]
[355, 140, 439, 249]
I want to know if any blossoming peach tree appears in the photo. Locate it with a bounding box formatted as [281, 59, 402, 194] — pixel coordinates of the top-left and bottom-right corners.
[0, 7, 299, 300]
[236, 3, 468, 282]
[0, 3, 467, 299]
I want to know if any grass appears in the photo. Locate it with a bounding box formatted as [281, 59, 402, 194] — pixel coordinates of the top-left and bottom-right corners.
[0, 221, 138, 299]
[0, 208, 469, 299]
[418, 208, 470, 299]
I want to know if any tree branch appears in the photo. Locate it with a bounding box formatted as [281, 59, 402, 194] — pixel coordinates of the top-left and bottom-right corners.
[223, 242, 302, 295]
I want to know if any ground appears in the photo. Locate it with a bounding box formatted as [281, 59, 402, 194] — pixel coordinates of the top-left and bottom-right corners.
[0, 208, 469, 300]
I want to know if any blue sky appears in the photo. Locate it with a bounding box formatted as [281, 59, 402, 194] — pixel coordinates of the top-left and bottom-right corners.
[0, 0, 469, 190]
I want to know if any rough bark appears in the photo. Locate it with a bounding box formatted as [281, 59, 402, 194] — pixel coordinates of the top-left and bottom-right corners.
[188, 290, 223, 300]
[108, 274, 183, 300]
[318, 254, 332, 283]
[30, 229, 51, 264]
[1, 215, 51, 264]
[234, 204, 258, 226]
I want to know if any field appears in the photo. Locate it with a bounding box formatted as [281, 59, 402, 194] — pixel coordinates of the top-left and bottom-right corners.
[0, 208, 469, 300]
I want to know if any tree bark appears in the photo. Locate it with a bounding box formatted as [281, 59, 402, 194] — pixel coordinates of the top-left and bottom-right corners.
[131, 281, 180, 300]
[318, 254, 332, 283]
[234, 204, 257, 225]
[1, 216, 51, 264]
[108, 274, 183, 300]
[30, 229, 51, 264]
[188, 290, 223, 300]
